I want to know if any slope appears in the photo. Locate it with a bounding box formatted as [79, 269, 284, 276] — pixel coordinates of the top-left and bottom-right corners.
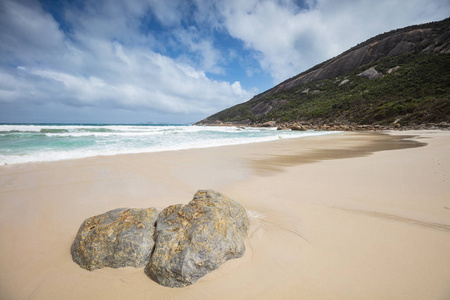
[196, 18, 450, 127]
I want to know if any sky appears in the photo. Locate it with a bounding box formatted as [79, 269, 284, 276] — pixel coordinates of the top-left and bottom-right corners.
[0, 0, 448, 124]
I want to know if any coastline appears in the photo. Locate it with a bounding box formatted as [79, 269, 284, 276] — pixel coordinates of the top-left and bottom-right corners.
[0, 124, 337, 166]
[0, 130, 449, 299]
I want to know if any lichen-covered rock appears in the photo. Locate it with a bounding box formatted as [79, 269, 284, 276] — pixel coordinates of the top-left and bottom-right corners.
[71, 207, 158, 271]
[146, 190, 249, 287]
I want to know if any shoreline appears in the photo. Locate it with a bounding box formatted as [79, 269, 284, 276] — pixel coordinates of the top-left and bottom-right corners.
[2, 127, 447, 167]
[1, 130, 449, 299]
[195, 120, 450, 131]
[0, 125, 337, 166]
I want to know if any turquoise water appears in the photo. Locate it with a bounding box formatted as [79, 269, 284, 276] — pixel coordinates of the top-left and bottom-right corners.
[0, 124, 334, 165]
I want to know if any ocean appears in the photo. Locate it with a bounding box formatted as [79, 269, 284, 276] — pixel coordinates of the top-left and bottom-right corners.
[0, 124, 335, 165]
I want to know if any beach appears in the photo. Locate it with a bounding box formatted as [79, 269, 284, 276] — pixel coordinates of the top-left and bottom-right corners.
[0, 130, 449, 299]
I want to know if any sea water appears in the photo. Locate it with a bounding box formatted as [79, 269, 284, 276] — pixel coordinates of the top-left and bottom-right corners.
[0, 124, 335, 165]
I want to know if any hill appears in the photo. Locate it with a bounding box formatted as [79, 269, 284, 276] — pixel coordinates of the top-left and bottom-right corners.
[196, 18, 450, 130]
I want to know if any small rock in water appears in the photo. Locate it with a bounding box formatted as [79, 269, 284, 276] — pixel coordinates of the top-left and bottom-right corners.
[71, 207, 158, 271]
[146, 190, 249, 287]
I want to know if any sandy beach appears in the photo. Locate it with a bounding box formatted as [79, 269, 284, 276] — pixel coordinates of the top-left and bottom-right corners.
[0, 130, 449, 299]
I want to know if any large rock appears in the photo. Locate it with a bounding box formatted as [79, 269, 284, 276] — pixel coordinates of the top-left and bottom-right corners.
[146, 190, 249, 287]
[290, 124, 306, 131]
[260, 121, 277, 127]
[357, 67, 383, 79]
[71, 207, 158, 271]
[338, 79, 350, 86]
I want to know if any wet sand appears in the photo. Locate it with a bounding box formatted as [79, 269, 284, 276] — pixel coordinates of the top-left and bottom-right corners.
[0, 131, 449, 299]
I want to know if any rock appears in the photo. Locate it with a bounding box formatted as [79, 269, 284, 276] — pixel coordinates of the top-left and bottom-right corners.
[338, 79, 349, 87]
[260, 121, 276, 127]
[71, 207, 158, 271]
[300, 88, 310, 94]
[357, 67, 383, 79]
[290, 124, 306, 131]
[251, 99, 288, 118]
[265, 25, 445, 93]
[387, 66, 400, 74]
[146, 190, 249, 288]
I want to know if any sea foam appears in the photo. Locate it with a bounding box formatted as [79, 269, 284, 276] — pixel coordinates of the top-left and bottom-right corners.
[0, 124, 337, 165]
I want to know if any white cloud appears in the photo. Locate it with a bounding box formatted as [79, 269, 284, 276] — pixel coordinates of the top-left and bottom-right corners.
[218, 0, 450, 83]
[0, 0, 448, 123]
[0, 0, 66, 65]
[0, 0, 254, 122]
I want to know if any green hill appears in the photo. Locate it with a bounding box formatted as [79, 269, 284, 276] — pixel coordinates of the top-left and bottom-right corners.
[196, 18, 450, 129]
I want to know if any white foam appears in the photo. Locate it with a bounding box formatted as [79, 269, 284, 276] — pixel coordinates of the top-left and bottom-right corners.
[0, 125, 339, 165]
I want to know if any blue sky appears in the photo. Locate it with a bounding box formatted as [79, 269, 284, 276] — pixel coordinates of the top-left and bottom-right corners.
[0, 0, 448, 124]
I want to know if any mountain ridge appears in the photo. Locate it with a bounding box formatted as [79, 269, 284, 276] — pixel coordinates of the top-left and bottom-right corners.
[196, 18, 450, 129]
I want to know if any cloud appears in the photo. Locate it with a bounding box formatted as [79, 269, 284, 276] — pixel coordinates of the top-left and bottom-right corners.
[0, 0, 253, 123]
[217, 0, 450, 83]
[0, 0, 66, 65]
[0, 0, 448, 123]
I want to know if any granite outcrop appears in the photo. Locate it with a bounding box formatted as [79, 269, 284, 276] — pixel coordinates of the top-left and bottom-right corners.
[71, 207, 159, 271]
[71, 190, 250, 288]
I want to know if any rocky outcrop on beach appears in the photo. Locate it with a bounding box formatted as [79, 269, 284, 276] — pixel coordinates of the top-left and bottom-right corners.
[71, 190, 249, 288]
[146, 190, 249, 287]
[273, 121, 450, 131]
[71, 207, 159, 270]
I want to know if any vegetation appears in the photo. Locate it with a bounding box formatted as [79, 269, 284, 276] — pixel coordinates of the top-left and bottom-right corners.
[206, 52, 450, 125]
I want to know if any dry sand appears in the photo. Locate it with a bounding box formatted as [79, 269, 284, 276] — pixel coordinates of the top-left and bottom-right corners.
[0, 130, 449, 299]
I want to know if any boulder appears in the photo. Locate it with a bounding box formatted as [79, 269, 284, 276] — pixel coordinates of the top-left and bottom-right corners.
[310, 89, 323, 94]
[290, 124, 306, 131]
[146, 190, 249, 288]
[357, 67, 383, 79]
[338, 79, 349, 87]
[71, 207, 158, 271]
[387, 66, 400, 74]
[260, 121, 276, 127]
[300, 88, 309, 94]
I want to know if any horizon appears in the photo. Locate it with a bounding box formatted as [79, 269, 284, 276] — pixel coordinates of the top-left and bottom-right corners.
[0, 122, 194, 125]
[1, 0, 449, 124]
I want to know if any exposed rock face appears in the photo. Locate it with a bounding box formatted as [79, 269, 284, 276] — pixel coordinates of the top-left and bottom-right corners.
[251, 99, 288, 118]
[269, 25, 449, 93]
[146, 190, 249, 288]
[71, 207, 158, 271]
[358, 67, 383, 79]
